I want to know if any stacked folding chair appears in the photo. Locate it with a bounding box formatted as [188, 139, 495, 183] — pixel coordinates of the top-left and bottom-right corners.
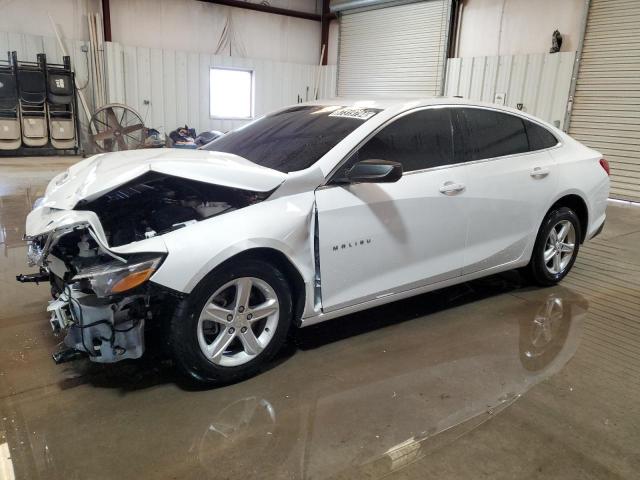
[17, 53, 48, 147]
[0, 52, 21, 150]
[46, 56, 77, 150]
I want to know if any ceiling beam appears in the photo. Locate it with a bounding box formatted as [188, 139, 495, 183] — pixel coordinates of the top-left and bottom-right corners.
[198, 0, 336, 22]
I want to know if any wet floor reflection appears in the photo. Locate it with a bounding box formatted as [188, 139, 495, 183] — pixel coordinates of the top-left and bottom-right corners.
[192, 286, 586, 480]
[0, 162, 590, 479]
[0, 275, 588, 479]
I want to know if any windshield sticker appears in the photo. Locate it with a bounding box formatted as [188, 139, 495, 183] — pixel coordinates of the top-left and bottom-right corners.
[328, 107, 380, 120]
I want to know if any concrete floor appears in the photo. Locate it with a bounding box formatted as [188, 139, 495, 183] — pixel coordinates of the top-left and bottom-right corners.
[1, 156, 639, 480]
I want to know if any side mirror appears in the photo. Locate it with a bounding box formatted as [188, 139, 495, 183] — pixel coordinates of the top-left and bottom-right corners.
[346, 159, 403, 184]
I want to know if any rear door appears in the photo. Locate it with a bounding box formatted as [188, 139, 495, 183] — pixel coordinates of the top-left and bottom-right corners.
[455, 107, 559, 274]
[315, 107, 468, 312]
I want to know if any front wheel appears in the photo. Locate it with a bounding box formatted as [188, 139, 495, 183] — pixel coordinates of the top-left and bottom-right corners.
[169, 260, 293, 385]
[526, 207, 581, 286]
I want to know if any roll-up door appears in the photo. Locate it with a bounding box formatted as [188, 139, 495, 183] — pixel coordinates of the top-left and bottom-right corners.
[568, 0, 640, 202]
[337, 0, 450, 97]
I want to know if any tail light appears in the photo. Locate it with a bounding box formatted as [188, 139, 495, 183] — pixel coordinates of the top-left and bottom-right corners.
[599, 158, 610, 176]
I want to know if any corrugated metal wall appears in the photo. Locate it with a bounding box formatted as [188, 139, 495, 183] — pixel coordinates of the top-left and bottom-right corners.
[568, 0, 640, 202]
[445, 52, 576, 129]
[104, 41, 338, 135]
[337, 0, 450, 96]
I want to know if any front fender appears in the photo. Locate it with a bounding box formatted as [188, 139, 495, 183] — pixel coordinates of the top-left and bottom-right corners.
[150, 192, 316, 294]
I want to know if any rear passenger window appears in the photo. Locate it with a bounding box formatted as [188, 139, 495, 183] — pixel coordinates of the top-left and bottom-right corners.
[525, 120, 558, 150]
[460, 108, 529, 161]
[348, 108, 454, 172]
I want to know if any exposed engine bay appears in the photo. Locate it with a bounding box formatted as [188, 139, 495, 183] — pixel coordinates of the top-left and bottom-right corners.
[19, 173, 271, 364]
[76, 171, 270, 247]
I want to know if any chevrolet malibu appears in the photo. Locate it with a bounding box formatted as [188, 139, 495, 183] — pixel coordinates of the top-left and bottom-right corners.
[19, 98, 610, 384]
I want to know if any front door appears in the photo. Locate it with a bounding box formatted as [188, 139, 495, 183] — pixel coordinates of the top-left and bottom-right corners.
[315, 107, 468, 312]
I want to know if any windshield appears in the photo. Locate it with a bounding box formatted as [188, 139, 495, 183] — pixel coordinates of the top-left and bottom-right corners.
[202, 105, 381, 173]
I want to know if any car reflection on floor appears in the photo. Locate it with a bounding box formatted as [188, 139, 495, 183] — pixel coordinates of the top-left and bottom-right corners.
[191, 285, 586, 479]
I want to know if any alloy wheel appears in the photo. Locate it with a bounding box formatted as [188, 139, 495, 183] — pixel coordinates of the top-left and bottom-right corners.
[544, 220, 576, 275]
[197, 277, 280, 367]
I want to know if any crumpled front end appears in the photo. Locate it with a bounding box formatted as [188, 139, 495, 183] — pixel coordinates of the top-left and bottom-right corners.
[19, 154, 277, 364]
[22, 220, 171, 364]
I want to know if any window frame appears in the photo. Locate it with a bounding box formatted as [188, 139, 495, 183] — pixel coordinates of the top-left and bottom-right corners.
[326, 105, 459, 184]
[209, 66, 255, 120]
[339, 107, 456, 177]
[325, 105, 562, 186]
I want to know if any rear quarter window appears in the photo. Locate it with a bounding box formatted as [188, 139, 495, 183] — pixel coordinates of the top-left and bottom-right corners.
[525, 121, 559, 150]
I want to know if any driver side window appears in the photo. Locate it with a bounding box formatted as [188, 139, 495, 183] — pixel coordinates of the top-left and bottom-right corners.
[341, 107, 455, 175]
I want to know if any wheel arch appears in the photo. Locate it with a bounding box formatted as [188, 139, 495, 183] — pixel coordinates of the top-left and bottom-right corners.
[546, 193, 589, 243]
[209, 247, 308, 327]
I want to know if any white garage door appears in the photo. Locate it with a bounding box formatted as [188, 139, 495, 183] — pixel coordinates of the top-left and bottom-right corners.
[568, 0, 640, 202]
[337, 0, 450, 97]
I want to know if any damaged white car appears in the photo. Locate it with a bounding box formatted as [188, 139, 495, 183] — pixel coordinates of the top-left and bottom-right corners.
[19, 98, 609, 384]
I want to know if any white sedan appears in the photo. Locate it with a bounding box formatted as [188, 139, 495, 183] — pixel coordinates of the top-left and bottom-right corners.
[20, 98, 609, 384]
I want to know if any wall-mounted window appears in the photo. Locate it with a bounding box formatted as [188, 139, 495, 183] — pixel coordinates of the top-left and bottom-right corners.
[209, 68, 254, 119]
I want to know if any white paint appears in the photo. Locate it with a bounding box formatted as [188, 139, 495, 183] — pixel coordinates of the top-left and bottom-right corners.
[30, 149, 286, 211]
[445, 51, 576, 129]
[27, 98, 609, 326]
[315, 163, 468, 311]
[456, 0, 584, 57]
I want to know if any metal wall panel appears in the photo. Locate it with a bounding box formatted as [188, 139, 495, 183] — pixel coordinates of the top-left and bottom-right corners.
[445, 52, 576, 129]
[104, 41, 338, 135]
[337, 0, 450, 96]
[568, 0, 640, 202]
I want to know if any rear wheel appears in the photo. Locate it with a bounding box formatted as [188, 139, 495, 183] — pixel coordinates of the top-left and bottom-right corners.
[169, 260, 292, 385]
[527, 207, 581, 286]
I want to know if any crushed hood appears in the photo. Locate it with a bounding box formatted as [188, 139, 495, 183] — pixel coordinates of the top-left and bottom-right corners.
[42, 149, 287, 211]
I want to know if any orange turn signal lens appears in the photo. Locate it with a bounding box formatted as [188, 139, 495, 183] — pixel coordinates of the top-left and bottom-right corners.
[111, 267, 155, 293]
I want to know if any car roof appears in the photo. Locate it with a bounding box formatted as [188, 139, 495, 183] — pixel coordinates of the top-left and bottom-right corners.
[300, 96, 561, 133]
[304, 96, 536, 118]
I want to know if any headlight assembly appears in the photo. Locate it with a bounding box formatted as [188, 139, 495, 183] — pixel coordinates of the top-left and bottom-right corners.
[32, 196, 45, 210]
[72, 255, 164, 297]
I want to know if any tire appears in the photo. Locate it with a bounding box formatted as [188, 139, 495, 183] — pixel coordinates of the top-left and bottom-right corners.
[169, 260, 293, 385]
[527, 207, 581, 286]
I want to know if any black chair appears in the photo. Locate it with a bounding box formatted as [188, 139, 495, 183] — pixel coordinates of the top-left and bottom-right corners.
[0, 53, 21, 150]
[46, 56, 76, 149]
[17, 54, 48, 147]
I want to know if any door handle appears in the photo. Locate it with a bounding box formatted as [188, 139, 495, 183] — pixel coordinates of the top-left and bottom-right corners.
[439, 181, 466, 195]
[530, 166, 550, 179]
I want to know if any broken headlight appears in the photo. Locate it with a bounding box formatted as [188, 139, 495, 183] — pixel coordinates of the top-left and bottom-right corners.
[32, 196, 45, 210]
[72, 255, 164, 297]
